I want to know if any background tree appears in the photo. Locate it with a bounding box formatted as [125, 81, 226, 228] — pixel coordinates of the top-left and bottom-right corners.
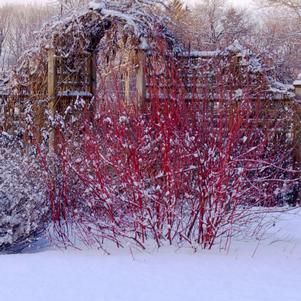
[56, 0, 90, 15]
[192, 0, 225, 49]
[0, 6, 11, 69]
[253, 0, 301, 81]
[184, 0, 253, 50]
[220, 6, 253, 46]
[168, 0, 187, 21]
[0, 4, 55, 71]
[263, 0, 301, 20]
[166, 0, 192, 46]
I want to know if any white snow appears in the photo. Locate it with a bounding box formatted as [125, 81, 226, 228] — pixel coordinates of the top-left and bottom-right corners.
[226, 39, 245, 53]
[268, 81, 295, 99]
[234, 88, 243, 99]
[0, 209, 300, 301]
[293, 79, 301, 86]
[179, 50, 220, 58]
[58, 91, 93, 97]
[89, 1, 106, 11]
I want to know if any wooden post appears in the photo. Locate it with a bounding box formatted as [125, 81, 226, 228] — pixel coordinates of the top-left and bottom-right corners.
[136, 49, 146, 110]
[89, 52, 97, 96]
[47, 48, 57, 152]
[291, 102, 301, 204]
[87, 52, 97, 123]
[124, 68, 131, 105]
[292, 104, 301, 169]
[292, 77, 301, 169]
[293, 78, 301, 99]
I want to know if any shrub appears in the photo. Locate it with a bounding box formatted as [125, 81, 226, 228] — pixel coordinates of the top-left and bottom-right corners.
[42, 41, 298, 250]
[0, 134, 49, 253]
[44, 93, 297, 250]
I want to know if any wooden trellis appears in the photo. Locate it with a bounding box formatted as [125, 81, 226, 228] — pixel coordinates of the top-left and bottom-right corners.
[47, 49, 97, 149]
[47, 48, 146, 107]
[31, 48, 301, 169]
[143, 51, 301, 169]
[47, 49, 97, 114]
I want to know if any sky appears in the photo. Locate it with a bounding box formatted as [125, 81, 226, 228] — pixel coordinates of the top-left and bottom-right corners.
[0, 0, 255, 8]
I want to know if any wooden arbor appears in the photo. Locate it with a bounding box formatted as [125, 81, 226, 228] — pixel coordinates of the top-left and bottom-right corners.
[4, 41, 298, 172]
[47, 48, 146, 109]
[46, 47, 147, 149]
[47, 49, 97, 115]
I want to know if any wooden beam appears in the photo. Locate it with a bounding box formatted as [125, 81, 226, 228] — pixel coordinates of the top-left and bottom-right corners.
[136, 49, 146, 110]
[124, 68, 130, 105]
[89, 52, 97, 95]
[292, 105, 301, 170]
[47, 48, 57, 152]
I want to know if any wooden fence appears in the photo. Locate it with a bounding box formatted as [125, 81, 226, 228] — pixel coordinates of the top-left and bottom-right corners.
[2, 48, 300, 168]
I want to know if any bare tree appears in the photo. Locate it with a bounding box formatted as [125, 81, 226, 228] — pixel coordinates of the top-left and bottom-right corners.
[0, 6, 11, 57]
[220, 7, 253, 45]
[197, 0, 225, 49]
[168, 0, 187, 21]
[53, 0, 89, 15]
[263, 0, 301, 19]
[188, 1, 253, 49]
[250, 0, 301, 81]
[0, 4, 56, 70]
[250, 8, 301, 82]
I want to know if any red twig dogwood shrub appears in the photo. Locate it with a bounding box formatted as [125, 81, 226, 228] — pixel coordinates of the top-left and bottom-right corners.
[42, 43, 298, 250]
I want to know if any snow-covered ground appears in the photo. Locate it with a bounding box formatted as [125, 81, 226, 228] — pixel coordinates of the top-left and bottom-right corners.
[0, 209, 300, 301]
